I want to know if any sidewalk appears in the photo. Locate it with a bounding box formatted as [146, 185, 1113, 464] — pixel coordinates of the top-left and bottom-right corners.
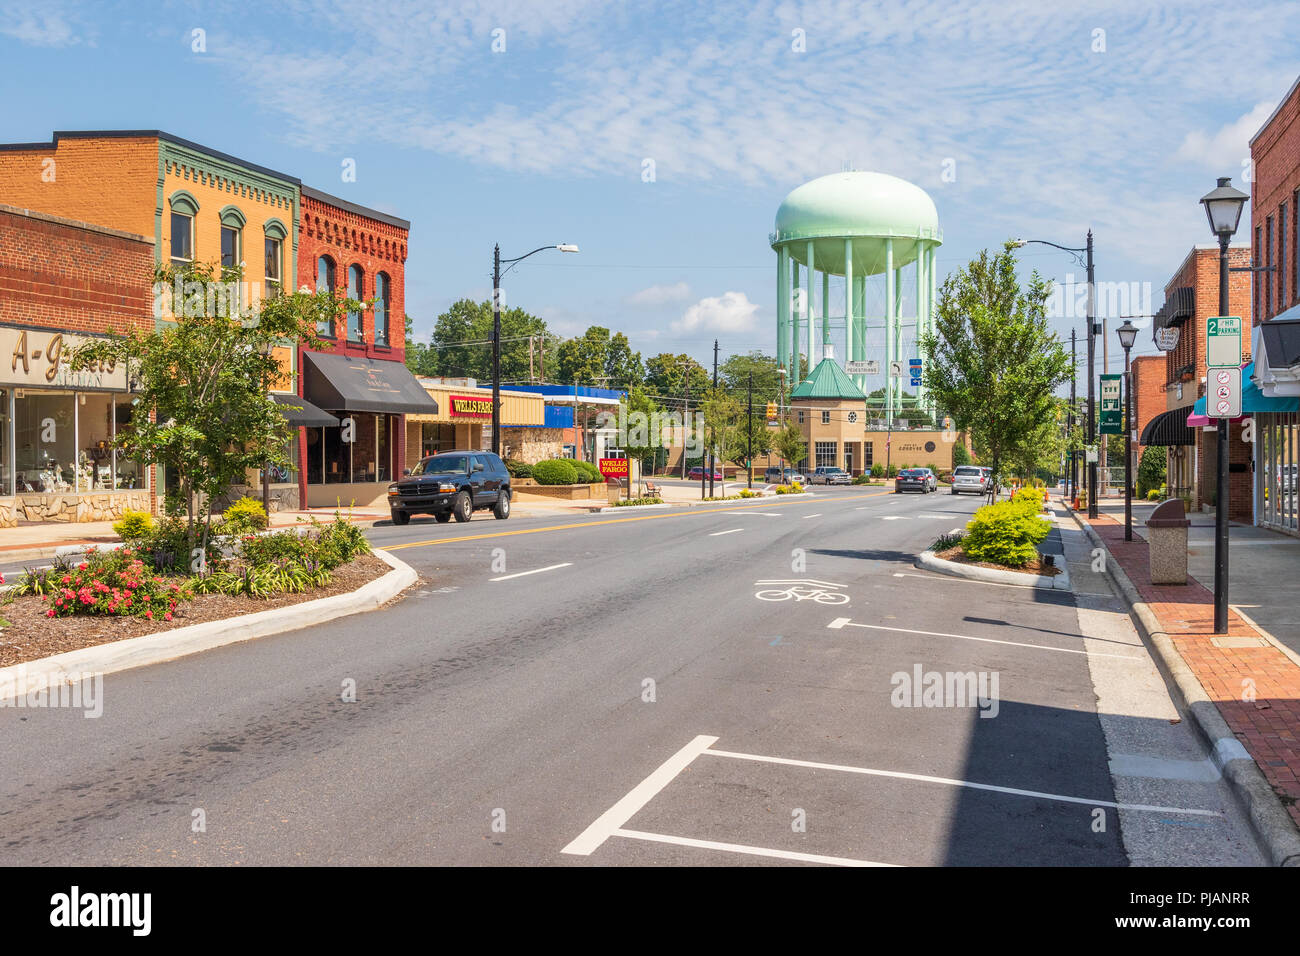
[1072, 499, 1300, 834]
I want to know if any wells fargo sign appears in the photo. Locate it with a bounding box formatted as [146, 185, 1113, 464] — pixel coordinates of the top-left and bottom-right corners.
[449, 394, 493, 418]
[599, 457, 629, 478]
[2, 327, 127, 390]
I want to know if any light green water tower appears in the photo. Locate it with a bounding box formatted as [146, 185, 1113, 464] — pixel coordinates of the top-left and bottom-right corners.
[771, 171, 942, 421]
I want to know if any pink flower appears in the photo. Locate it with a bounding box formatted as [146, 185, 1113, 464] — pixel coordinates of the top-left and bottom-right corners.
[46, 609, 55, 617]
[163, 612, 172, 621]
[77, 563, 87, 571]
[144, 610, 153, 620]
[61, 575, 71, 585]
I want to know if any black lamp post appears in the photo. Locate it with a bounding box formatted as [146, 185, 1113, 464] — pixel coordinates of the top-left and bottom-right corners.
[1199, 177, 1248, 635]
[492, 243, 579, 454]
[1012, 234, 1096, 515]
[1116, 319, 1138, 540]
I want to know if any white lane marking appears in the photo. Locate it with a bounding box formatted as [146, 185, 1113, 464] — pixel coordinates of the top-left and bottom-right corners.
[722, 511, 782, 517]
[708, 528, 744, 537]
[802, 514, 822, 519]
[489, 562, 573, 582]
[755, 579, 845, 587]
[830, 620, 1144, 660]
[611, 828, 898, 867]
[827, 617, 851, 629]
[703, 749, 1220, 817]
[561, 735, 718, 856]
[881, 516, 909, 520]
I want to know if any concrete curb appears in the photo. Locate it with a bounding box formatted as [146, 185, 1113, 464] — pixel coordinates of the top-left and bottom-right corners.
[916, 548, 1071, 590]
[1064, 502, 1300, 867]
[0, 548, 417, 704]
[596, 502, 672, 513]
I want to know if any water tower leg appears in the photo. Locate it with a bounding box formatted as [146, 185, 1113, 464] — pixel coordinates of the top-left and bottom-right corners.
[776, 247, 788, 375]
[915, 243, 926, 412]
[790, 255, 801, 383]
[885, 238, 895, 428]
[805, 241, 815, 376]
[821, 269, 830, 360]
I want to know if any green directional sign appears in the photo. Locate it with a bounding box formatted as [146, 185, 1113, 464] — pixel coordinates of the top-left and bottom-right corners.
[1207, 316, 1242, 368]
[1099, 373, 1123, 435]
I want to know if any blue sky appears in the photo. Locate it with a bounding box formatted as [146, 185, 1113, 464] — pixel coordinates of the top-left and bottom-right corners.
[2, 0, 1297, 390]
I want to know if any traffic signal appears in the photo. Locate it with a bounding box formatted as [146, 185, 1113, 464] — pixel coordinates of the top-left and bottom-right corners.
[766, 402, 777, 419]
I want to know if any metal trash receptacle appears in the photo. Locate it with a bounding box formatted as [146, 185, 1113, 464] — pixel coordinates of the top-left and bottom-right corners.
[1146, 498, 1191, 585]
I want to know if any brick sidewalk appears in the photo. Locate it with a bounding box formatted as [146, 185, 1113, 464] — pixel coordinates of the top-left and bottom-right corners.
[1084, 513, 1300, 826]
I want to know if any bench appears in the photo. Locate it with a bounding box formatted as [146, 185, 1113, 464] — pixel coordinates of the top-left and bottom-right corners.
[644, 481, 663, 498]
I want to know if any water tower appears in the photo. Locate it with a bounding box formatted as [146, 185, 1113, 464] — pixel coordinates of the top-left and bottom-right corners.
[771, 171, 942, 422]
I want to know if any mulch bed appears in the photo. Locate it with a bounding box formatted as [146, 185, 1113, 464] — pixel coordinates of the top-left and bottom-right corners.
[934, 545, 1062, 577]
[0, 553, 390, 668]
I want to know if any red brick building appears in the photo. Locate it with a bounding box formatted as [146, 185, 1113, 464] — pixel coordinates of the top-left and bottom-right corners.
[1248, 73, 1300, 535]
[0, 203, 154, 524]
[295, 186, 432, 509]
[1147, 245, 1253, 519]
[1129, 354, 1165, 464]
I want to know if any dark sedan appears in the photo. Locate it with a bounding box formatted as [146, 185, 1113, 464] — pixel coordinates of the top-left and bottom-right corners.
[894, 468, 936, 493]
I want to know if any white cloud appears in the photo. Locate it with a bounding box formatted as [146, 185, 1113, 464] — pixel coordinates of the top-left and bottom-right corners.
[672, 291, 760, 334]
[0, 2, 85, 46]
[626, 282, 690, 306]
[1177, 102, 1276, 171]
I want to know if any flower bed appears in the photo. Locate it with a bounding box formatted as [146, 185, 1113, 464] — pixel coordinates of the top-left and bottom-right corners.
[930, 487, 1056, 571]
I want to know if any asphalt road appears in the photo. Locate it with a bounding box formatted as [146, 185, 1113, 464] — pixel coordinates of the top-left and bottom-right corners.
[0, 486, 1265, 865]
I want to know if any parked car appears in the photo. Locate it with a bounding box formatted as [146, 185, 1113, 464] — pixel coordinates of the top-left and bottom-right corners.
[764, 467, 805, 484]
[810, 466, 852, 485]
[387, 450, 511, 525]
[950, 465, 989, 495]
[688, 466, 723, 481]
[895, 467, 936, 493]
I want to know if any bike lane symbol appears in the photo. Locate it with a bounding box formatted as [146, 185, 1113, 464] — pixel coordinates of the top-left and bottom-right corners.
[753, 579, 849, 605]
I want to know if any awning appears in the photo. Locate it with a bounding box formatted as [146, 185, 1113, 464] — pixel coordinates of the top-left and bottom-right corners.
[1188, 361, 1300, 426]
[303, 352, 439, 415]
[1255, 312, 1300, 397]
[1140, 407, 1196, 446]
[272, 392, 338, 427]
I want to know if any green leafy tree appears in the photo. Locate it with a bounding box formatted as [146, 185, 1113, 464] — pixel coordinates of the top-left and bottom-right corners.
[1137, 445, 1167, 498]
[428, 298, 549, 382]
[772, 420, 807, 470]
[555, 326, 643, 387]
[920, 243, 1072, 482]
[644, 352, 710, 401]
[952, 443, 971, 467]
[618, 385, 665, 481]
[720, 351, 782, 404]
[403, 314, 437, 376]
[71, 261, 348, 553]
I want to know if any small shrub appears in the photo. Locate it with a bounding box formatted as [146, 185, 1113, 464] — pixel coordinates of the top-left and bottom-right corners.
[222, 496, 269, 534]
[21, 549, 193, 620]
[962, 500, 1051, 568]
[533, 459, 579, 485]
[789, 481, 803, 494]
[952, 444, 971, 467]
[870, 462, 885, 478]
[738, 488, 759, 498]
[572, 460, 602, 482]
[1146, 489, 1162, 501]
[112, 509, 154, 542]
[1012, 486, 1045, 509]
[931, 531, 966, 551]
[613, 496, 664, 507]
[505, 459, 533, 479]
[853, 473, 873, 484]
[311, 512, 372, 568]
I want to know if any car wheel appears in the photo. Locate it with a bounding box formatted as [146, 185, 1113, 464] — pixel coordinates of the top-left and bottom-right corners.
[452, 491, 473, 522]
[391, 510, 410, 526]
[435, 512, 452, 523]
[493, 491, 511, 519]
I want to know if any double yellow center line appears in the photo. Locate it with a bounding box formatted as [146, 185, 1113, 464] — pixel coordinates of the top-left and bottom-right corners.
[382, 491, 894, 551]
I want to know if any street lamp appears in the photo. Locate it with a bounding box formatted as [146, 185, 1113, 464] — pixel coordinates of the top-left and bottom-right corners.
[1199, 176, 1248, 635]
[1011, 233, 1097, 516]
[1116, 318, 1138, 541]
[492, 243, 580, 454]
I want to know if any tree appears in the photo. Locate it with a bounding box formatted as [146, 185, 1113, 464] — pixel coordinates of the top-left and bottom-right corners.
[720, 351, 782, 404]
[920, 243, 1072, 482]
[644, 352, 710, 400]
[403, 313, 436, 377]
[71, 260, 348, 552]
[619, 386, 666, 482]
[427, 298, 549, 382]
[1137, 445, 1167, 498]
[554, 326, 643, 387]
[952, 443, 972, 467]
[772, 420, 807, 471]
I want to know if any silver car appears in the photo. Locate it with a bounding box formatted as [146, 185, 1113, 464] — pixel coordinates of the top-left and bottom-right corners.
[950, 465, 988, 495]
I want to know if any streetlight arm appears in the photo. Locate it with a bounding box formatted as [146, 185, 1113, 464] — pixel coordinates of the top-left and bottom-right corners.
[1012, 238, 1088, 269]
[499, 245, 576, 279]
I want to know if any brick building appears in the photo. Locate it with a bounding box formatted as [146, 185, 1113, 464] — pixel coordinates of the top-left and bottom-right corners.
[1247, 73, 1300, 535]
[295, 186, 433, 509]
[1145, 245, 1253, 520]
[0, 203, 154, 525]
[1129, 354, 1165, 465]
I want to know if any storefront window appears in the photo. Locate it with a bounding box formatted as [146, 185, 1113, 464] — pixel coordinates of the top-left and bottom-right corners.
[77, 393, 114, 491]
[814, 440, 837, 468]
[263, 436, 299, 485]
[312, 414, 392, 483]
[0, 389, 9, 496]
[114, 400, 145, 489]
[419, 422, 455, 458]
[14, 391, 75, 492]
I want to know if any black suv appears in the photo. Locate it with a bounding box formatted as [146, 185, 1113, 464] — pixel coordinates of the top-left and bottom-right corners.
[387, 450, 511, 525]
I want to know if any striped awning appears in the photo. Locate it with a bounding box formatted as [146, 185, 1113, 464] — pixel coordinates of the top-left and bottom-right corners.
[1140, 407, 1196, 446]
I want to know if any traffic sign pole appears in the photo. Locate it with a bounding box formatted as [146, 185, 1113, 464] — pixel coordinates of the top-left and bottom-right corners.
[1208, 299, 1241, 633]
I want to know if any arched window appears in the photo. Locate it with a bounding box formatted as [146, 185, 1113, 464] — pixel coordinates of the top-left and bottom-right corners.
[374, 272, 390, 347]
[347, 264, 364, 342]
[317, 256, 336, 337]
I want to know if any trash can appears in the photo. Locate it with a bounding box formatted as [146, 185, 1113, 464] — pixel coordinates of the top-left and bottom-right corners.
[1146, 498, 1191, 585]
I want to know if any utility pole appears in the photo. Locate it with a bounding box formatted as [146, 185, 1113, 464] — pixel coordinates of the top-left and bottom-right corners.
[492, 243, 501, 454]
[682, 369, 691, 481]
[1069, 327, 1077, 500]
[1086, 229, 1098, 519]
[709, 339, 719, 498]
[747, 370, 754, 490]
[529, 335, 535, 384]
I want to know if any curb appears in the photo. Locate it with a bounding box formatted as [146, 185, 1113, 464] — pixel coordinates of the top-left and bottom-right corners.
[1064, 501, 1300, 867]
[596, 502, 672, 512]
[915, 548, 1071, 590]
[0, 548, 417, 704]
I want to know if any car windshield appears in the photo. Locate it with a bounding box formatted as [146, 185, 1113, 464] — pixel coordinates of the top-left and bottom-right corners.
[900, 469, 923, 476]
[413, 454, 469, 475]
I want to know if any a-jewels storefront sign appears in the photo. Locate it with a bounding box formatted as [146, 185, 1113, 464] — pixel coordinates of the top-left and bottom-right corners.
[1, 326, 127, 390]
[449, 394, 494, 418]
